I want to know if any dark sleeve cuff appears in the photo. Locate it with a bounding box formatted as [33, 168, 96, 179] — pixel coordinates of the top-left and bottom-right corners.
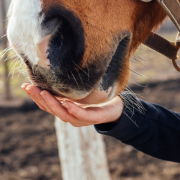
[94, 109, 140, 141]
[94, 92, 144, 141]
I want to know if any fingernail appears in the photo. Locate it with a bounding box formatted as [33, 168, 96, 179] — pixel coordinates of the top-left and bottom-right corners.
[40, 92, 48, 101]
[26, 87, 35, 95]
[62, 102, 69, 109]
[21, 84, 27, 88]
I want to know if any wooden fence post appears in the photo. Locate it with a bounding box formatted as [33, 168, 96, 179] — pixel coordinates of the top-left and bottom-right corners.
[55, 117, 111, 180]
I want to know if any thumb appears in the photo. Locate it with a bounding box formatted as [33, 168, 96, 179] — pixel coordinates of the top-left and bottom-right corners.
[62, 96, 124, 124]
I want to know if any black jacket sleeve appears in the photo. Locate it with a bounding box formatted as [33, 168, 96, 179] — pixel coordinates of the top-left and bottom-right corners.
[95, 93, 180, 163]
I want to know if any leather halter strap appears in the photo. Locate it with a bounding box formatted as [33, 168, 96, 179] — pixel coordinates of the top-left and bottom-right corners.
[142, 0, 180, 72]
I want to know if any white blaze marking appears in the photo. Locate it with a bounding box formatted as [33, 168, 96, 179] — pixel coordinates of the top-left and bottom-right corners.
[7, 0, 50, 68]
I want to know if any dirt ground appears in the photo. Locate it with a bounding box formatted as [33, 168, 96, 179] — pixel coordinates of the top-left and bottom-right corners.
[1, 79, 180, 180]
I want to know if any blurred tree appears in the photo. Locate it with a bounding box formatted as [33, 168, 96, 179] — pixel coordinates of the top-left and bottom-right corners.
[0, 0, 11, 100]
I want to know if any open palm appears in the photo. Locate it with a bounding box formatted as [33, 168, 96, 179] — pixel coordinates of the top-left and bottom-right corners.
[21, 84, 124, 127]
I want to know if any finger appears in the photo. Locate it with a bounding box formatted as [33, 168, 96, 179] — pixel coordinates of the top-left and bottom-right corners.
[25, 86, 87, 125]
[62, 101, 103, 124]
[23, 86, 105, 126]
[22, 88, 48, 112]
[24, 85, 55, 114]
[22, 85, 90, 125]
[21, 83, 31, 89]
[62, 96, 124, 124]
[33, 101, 48, 112]
[40, 91, 81, 123]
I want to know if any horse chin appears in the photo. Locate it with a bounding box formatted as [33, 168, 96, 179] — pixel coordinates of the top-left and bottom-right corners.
[55, 85, 115, 105]
[75, 87, 114, 105]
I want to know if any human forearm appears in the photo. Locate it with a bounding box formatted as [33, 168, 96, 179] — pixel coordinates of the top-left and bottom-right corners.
[95, 93, 180, 163]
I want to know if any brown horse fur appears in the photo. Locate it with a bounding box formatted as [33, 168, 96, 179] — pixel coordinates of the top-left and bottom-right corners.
[40, 0, 167, 99]
[7, 0, 168, 104]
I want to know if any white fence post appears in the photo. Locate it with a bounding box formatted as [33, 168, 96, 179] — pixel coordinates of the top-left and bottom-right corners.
[55, 117, 111, 180]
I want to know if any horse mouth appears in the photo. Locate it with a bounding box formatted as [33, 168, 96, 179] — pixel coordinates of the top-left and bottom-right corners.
[75, 33, 131, 104]
[24, 31, 131, 104]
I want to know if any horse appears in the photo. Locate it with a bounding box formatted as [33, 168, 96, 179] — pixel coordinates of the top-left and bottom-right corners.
[7, 0, 167, 105]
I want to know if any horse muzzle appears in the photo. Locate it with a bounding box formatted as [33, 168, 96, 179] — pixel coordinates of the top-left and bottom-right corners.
[7, 0, 131, 104]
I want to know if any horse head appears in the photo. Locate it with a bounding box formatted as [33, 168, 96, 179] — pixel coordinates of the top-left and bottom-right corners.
[7, 0, 166, 104]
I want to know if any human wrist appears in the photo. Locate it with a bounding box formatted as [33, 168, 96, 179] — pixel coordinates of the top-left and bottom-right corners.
[112, 97, 124, 123]
[103, 96, 124, 124]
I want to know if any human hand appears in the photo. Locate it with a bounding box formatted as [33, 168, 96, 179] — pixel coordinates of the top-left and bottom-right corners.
[21, 83, 124, 127]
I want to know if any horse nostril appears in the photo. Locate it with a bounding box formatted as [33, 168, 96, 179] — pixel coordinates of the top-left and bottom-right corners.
[41, 17, 59, 37]
[47, 19, 73, 69]
[43, 6, 85, 70]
